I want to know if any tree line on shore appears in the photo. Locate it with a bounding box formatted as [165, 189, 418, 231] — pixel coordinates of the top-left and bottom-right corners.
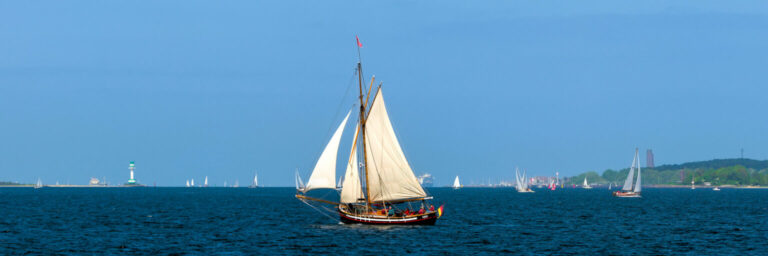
[567, 158, 768, 186]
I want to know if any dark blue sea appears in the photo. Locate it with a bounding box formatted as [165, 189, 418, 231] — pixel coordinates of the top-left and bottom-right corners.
[2, 187, 767, 255]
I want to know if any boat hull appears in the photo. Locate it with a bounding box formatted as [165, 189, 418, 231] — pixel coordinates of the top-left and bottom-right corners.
[339, 211, 438, 225]
[613, 191, 641, 197]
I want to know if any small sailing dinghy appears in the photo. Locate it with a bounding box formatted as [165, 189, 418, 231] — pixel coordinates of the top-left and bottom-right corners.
[453, 176, 461, 189]
[296, 41, 442, 225]
[613, 148, 642, 197]
[34, 178, 43, 189]
[582, 177, 592, 189]
[515, 168, 534, 193]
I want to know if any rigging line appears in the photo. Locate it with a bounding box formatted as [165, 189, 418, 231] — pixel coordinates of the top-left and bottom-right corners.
[299, 199, 338, 222]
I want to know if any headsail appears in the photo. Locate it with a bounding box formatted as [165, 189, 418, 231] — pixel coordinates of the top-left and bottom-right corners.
[340, 124, 365, 203]
[304, 111, 351, 191]
[364, 89, 427, 202]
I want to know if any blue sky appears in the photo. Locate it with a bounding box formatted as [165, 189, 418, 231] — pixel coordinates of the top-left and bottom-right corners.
[1, 1, 767, 186]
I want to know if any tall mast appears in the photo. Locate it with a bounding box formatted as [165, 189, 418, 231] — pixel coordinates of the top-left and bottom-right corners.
[358, 61, 371, 207]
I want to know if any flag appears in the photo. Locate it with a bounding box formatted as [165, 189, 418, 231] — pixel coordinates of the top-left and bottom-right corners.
[356, 35, 363, 48]
[437, 205, 444, 218]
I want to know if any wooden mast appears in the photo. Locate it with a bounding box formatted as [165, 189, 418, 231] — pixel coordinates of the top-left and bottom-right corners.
[357, 61, 372, 210]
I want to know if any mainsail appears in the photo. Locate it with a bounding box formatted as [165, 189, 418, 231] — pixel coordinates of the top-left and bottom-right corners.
[364, 89, 427, 202]
[340, 124, 364, 203]
[622, 151, 637, 191]
[304, 111, 351, 191]
[453, 176, 461, 189]
[634, 155, 642, 192]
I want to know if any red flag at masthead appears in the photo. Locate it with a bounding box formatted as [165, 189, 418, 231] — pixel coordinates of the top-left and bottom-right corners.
[356, 35, 363, 48]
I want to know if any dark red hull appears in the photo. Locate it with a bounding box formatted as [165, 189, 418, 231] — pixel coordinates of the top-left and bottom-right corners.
[339, 211, 438, 225]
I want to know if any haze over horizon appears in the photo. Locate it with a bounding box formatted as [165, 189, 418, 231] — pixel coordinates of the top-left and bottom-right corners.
[2, 1, 767, 186]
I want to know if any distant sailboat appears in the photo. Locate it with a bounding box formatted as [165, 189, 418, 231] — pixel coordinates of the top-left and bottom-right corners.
[691, 177, 695, 190]
[608, 183, 612, 190]
[204, 176, 208, 187]
[515, 168, 534, 193]
[296, 44, 442, 225]
[34, 178, 43, 189]
[582, 177, 592, 189]
[613, 148, 642, 197]
[713, 187, 720, 191]
[249, 173, 258, 188]
[191, 179, 195, 187]
[186, 180, 190, 187]
[453, 176, 462, 189]
[233, 180, 239, 188]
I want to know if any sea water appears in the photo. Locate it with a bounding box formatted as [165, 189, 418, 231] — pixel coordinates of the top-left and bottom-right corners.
[1, 187, 766, 254]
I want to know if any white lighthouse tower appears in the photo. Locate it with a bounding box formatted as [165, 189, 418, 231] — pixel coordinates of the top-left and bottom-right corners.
[127, 161, 137, 185]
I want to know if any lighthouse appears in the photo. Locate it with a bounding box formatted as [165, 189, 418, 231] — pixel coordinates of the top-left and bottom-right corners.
[127, 161, 137, 185]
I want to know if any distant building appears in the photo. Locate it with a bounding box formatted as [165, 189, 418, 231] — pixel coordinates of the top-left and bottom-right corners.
[646, 149, 655, 168]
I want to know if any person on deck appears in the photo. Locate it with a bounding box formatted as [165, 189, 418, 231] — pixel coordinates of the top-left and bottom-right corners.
[418, 206, 425, 214]
[429, 205, 435, 212]
[387, 206, 394, 216]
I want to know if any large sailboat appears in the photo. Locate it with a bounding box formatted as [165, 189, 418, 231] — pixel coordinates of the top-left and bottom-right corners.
[613, 148, 642, 197]
[296, 41, 442, 225]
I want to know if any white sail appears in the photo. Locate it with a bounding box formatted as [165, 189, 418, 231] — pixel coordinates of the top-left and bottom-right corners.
[295, 169, 304, 190]
[515, 168, 522, 190]
[186, 180, 190, 187]
[583, 177, 588, 186]
[191, 179, 195, 186]
[453, 176, 461, 189]
[35, 178, 43, 189]
[340, 124, 365, 203]
[634, 154, 642, 192]
[204, 176, 208, 187]
[622, 151, 637, 191]
[364, 89, 427, 202]
[305, 111, 351, 191]
[253, 174, 258, 187]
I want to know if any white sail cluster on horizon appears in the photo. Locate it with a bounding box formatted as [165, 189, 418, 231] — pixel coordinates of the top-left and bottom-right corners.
[515, 168, 530, 192]
[364, 89, 427, 202]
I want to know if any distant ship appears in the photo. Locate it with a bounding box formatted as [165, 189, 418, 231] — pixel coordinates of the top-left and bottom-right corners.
[614, 148, 642, 197]
[417, 173, 434, 187]
[582, 177, 592, 189]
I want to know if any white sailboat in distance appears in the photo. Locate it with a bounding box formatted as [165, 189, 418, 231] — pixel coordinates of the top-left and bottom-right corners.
[453, 176, 462, 189]
[613, 148, 642, 197]
[34, 178, 43, 189]
[582, 177, 592, 189]
[249, 173, 258, 188]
